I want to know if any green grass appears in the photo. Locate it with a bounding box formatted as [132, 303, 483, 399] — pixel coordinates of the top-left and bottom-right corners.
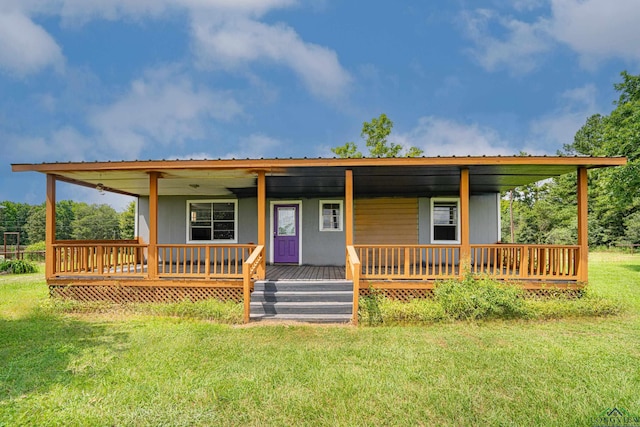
[1, 254, 639, 426]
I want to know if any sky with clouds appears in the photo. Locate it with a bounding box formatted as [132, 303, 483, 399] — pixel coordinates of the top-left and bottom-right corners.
[1, 0, 639, 210]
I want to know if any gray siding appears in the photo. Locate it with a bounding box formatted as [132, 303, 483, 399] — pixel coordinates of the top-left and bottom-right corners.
[138, 193, 499, 266]
[138, 196, 345, 265]
[418, 193, 500, 244]
[469, 194, 501, 244]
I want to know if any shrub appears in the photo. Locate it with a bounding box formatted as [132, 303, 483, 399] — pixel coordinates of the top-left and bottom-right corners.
[0, 259, 38, 274]
[434, 274, 528, 321]
[359, 288, 384, 326]
[24, 241, 46, 261]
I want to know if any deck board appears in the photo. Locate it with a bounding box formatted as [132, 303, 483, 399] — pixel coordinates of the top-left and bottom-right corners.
[265, 265, 346, 281]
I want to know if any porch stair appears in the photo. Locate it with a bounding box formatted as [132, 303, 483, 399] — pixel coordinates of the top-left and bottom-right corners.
[250, 280, 353, 323]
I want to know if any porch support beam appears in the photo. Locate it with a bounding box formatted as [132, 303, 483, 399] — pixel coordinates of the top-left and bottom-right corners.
[45, 174, 56, 279]
[459, 168, 470, 277]
[257, 170, 266, 278]
[148, 172, 159, 279]
[577, 167, 588, 282]
[345, 169, 354, 246]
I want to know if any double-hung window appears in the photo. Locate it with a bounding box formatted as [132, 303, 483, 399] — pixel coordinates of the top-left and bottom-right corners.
[431, 198, 460, 243]
[319, 200, 343, 231]
[187, 200, 237, 243]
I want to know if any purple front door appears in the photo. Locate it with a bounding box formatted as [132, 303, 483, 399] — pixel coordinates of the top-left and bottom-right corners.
[274, 204, 299, 264]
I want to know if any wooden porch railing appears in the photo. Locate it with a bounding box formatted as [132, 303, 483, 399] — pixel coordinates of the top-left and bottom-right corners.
[470, 244, 580, 280]
[243, 245, 265, 323]
[156, 244, 256, 278]
[353, 244, 580, 282]
[346, 246, 361, 325]
[52, 240, 146, 277]
[354, 245, 461, 279]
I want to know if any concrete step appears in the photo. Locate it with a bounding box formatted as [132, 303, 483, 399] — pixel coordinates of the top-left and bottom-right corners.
[250, 313, 352, 324]
[254, 280, 352, 293]
[251, 290, 353, 303]
[250, 301, 352, 315]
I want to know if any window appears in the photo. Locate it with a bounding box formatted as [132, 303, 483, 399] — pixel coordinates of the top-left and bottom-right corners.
[187, 200, 237, 243]
[431, 199, 459, 243]
[319, 200, 343, 231]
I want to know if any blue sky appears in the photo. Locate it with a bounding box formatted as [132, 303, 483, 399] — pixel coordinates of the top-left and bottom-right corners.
[1, 0, 639, 210]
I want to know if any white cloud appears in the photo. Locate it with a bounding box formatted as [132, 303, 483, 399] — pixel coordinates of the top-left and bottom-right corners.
[460, 9, 552, 74]
[0, 11, 64, 76]
[4, 0, 348, 101]
[223, 133, 286, 159]
[89, 67, 242, 158]
[527, 84, 599, 152]
[191, 16, 351, 100]
[396, 116, 514, 156]
[549, 0, 640, 67]
[461, 0, 640, 74]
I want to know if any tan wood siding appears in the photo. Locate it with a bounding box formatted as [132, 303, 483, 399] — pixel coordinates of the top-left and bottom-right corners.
[355, 198, 418, 244]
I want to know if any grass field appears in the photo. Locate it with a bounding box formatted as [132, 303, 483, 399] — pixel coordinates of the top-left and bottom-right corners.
[1, 253, 639, 426]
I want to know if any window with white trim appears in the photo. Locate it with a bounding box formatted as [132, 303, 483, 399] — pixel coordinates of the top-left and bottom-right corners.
[319, 200, 343, 231]
[431, 198, 460, 243]
[187, 200, 237, 243]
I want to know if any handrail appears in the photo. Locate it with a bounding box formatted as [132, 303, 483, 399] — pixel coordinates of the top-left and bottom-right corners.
[156, 244, 256, 278]
[243, 245, 265, 324]
[346, 245, 361, 325]
[470, 244, 579, 279]
[54, 239, 140, 245]
[354, 244, 460, 279]
[52, 241, 148, 277]
[353, 243, 580, 281]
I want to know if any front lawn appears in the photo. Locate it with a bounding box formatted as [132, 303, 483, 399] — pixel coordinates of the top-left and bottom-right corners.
[1, 253, 639, 426]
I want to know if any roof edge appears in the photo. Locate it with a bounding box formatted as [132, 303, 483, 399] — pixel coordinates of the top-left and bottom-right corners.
[11, 155, 627, 173]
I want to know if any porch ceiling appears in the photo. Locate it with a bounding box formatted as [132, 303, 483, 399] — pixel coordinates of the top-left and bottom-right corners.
[12, 156, 626, 198]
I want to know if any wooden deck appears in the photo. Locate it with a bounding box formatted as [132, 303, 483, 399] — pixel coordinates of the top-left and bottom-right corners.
[265, 265, 346, 281]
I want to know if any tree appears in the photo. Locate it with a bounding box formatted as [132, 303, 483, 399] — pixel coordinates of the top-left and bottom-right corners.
[72, 203, 120, 240]
[24, 204, 46, 243]
[119, 201, 136, 240]
[0, 201, 33, 245]
[562, 70, 640, 245]
[56, 200, 76, 240]
[332, 113, 423, 158]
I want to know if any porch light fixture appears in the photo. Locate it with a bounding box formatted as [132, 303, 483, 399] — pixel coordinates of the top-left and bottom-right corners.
[95, 183, 105, 195]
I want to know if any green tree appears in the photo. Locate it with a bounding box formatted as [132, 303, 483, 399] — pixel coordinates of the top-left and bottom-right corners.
[563, 70, 640, 246]
[0, 201, 33, 245]
[56, 200, 76, 240]
[72, 203, 120, 240]
[332, 113, 423, 158]
[24, 204, 46, 243]
[119, 201, 136, 240]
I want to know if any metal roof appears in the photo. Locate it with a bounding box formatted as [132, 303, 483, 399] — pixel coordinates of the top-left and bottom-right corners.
[11, 156, 627, 198]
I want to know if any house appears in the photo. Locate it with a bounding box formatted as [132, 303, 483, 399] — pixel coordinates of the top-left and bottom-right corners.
[12, 156, 626, 323]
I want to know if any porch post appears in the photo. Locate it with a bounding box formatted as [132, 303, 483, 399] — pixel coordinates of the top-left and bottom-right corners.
[577, 167, 588, 282]
[345, 169, 354, 246]
[45, 174, 56, 279]
[459, 168, 470, 278]
[148, 171, 159, 279]
[257, 170, 266, 277]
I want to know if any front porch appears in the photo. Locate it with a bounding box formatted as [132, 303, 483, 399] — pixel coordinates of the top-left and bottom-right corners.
[47, 241, 586, 323]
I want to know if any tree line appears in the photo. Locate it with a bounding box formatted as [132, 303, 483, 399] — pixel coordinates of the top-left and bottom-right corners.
[503, 71, 640, 247]
[0, 200, 136, 246]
